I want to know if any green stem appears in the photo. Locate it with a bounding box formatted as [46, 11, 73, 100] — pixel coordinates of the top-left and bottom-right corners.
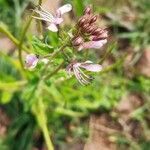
[18, 13, 33, 69]
[37, 0, 43, 39]
[43, 61, 65, 80]
[42, 45, 66, 80]
[42, 122, 54, 150]
[0, 24, 29, 52]
[33, 97, 54, 150]
[99, 54, 127, 75]
[99, 43, 117, 64]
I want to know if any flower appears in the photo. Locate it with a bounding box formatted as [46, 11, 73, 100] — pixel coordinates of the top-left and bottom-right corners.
[66, 61, 102, 85]
[25, 54, 49, 70]
[25, 54, 39, 69]
[33, 4, 72, 32]
[71, 5, 108, 51]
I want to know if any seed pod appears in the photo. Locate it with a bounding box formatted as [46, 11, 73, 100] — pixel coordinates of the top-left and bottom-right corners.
[89, 15, 98, 24]
[72, 36, 84, 46]
[84, 5, 92, 15]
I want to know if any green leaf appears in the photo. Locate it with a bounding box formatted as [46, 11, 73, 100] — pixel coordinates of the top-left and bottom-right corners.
[31, 36, 54, 56]
[0, 91, 13, 104]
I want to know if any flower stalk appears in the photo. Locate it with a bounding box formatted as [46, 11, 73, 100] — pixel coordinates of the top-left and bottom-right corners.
[32, 97, 54, 150]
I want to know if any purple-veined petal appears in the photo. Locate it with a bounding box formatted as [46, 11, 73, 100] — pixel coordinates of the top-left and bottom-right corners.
[39, 6, 54, 19]
[25, 54, 39, 69]
[73, 67, 86, 85]
[56, 4, 72, 15]
[47, 23, 58, 32]
[33, 8, 54, 22]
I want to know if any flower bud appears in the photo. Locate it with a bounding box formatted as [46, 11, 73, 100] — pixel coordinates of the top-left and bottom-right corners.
[91, 28, 103, 35]
[91, 36, 104, 41]
[91, 30, 108, 41]
[84, 5, 92, 15]
[82, 23, 90, 31]
[86, 25, 98, 34]
[72, 36, 84, 46]
[89, 15, 98, 24]
[78, 17, 87, 26]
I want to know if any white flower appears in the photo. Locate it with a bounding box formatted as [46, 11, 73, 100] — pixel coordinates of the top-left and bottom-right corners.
[66, 61, 102, 85]
[33, 4, 72, 32]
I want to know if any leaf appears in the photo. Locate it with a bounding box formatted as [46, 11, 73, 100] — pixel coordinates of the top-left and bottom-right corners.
[0, 91, 13, 104]
[31, 36, 54, 56]
[72, 0, 84, 16]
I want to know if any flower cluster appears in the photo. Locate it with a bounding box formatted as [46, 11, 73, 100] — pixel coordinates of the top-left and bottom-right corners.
[25, 4, 108, 85]
[72, 5, 108, 51]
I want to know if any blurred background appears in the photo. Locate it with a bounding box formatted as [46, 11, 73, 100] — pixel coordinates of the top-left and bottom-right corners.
[0, 0, 150, 150]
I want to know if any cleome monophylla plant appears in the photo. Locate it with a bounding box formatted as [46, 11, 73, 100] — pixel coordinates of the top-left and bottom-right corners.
[25, 4, 108, 85]
[0, 3, 112, 150]
[23, 4, 108, 149]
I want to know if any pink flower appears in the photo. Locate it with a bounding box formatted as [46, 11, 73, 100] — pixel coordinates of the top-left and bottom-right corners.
[33, 4, 72, 32]
[25, 54, 39, 69]
[25, 54, 49, 70]
[78, 39, 107, 51]
[66, 61, 102, 85]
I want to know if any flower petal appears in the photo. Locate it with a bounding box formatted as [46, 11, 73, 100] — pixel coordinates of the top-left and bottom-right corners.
[33, 8, 54, 22]
[54, 17, 63, 24]
[47, 23, 58, 32]
[78, 39, 107, 51]
[25, 54, 39, 69]
[57, 4, 72, 15]
[80, 62, 102, 72]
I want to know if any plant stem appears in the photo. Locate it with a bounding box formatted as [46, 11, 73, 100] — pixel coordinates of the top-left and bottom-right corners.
[33, 97, 54, 150]
[37, 0, 43, 39]
[43, 61, 65, 80]
[99, 42, 117, 64]
[18, 13, 33, 69]
[99, 54, 127, 75]
[0, 25, 29, 52]
[42, 122, 54, 150]
[40, 44, 67, 79]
